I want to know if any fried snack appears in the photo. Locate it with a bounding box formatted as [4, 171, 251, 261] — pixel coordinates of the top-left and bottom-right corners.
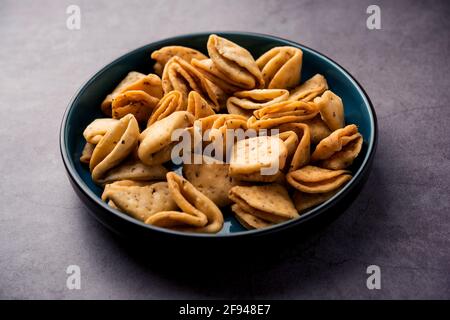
[247, 100, 319, 130]
[103, 180, 171, 213]
[101, 180, 177, 222]
[311, 124, 362, 169]
[320, 135, 363, 170]
[303, 115, 332, 145]
[314, 90, 345, 131]
[80, 142, 95, 164]
[231, 204, 273, 230]
[97, 159, 168, 185]
[184, 114, 221, 151]
[210, 114, 248, 132]
[277, 130, 299, 158]
[151, 46, 208, 76]
[229, 135, 288, 182]
[311, 125, 360, 162]
[111, 90, 160, 123]
[191, 58, 242, 94]
[145, 172, 224, 233]
[230, 135, 288, 174]
[278, 122, 311, 171]
[229, 184, 298, 223]
[183, 155, 239, 207]
[147, 90, 186, 126]
[286, 165, 352, 193]
[288, 74, 328, 102]
[256, 46, 303, 89]
[207, 34, 264, 89]
[191, 114, 222, 133]
[187, 114, 248, 157]
[207, 114, 248, 145]
[83, 118, 119, 144]
[162, 56, 226, 111]
[226, 89, 289, 118]
[186, 91, 216, 120]
[192, 114, 248, 157]
[101, 72, 163, 116]
[90, 114, 140, 183]
[293, 190, 339, 213]
[138, 111, 194, 165]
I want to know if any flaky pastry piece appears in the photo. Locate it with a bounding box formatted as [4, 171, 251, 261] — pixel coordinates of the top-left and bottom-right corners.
[288, 74, 328, 102]
[90, 114, 140, 183]
[207, 34, 264, 89]
[231, 204, 274, 230]
[97, 159, 168, 185]
[314, 90, 345, 131]
[145, 172, 224, 233]
[302, 115, 332, 145]
[183, 155, 240, 207]
[256, 46, 303, 89]
[186, 91, 216, 120]
[101, 72, 163, 116]
[191, 58, 243, 94]
[162, 56, 226, 111]
[151, 46, 207, 76]
[278, 122, 311, 171]
[147, 90, 186, 126]
[247, 100, 319, 130]
[311, 124, 362, 169]
[286, 165, 352, 193]
[229, 184, 298, 224]
[226, 89, 289, 118]
[138, 111, 194, 165]
[102, 180, 177, 222]
[229, 135, 288, 182]
[83, 118, 119, 144]
[112, 90, 159, 123]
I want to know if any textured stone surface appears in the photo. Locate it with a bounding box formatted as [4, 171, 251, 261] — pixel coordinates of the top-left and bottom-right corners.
[0, 0, 449, 299]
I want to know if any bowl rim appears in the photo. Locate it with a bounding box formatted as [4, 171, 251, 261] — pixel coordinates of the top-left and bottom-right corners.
[60, 31, 378, 239]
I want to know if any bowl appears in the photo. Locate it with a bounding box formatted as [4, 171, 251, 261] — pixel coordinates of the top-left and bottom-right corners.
[60, 32, 377, 243]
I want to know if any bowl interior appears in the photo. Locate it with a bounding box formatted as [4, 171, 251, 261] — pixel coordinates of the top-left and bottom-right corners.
[62, 32, 375, 236]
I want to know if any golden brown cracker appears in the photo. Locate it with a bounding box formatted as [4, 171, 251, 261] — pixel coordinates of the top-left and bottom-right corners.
[145, 172, 224, 233]
[112, 90, 159, 123]
[102, 180, 177, 222]
[314, 90, 345, 131]
[289, 74, 328, 102]
[256, 46, 303, 89]
[151, 46, 207, 76]
[90, 114, 140, 183]
[231, 204, 273, 230]
[207, 34, 264, 89]
[229, 184, 298, 223]
[183, 156, 238, 207]
[286, 165, 352, 193]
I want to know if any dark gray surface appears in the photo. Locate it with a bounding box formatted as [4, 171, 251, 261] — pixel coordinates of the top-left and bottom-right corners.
[1, 0, 449, 299]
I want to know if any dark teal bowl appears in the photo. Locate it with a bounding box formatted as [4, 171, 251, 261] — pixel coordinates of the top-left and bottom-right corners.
[60, 32, 377, 242]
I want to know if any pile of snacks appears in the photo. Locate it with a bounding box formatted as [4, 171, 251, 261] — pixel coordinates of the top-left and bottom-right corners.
[79, 34, 363, 233]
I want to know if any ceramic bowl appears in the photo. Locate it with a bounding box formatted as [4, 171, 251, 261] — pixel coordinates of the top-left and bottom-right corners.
[60, 32, 377, 242]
